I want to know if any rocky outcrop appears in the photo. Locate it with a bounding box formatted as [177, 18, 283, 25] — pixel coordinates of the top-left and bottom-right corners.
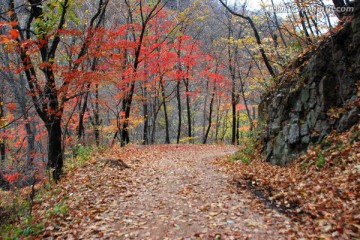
[259, 6, 360, 166]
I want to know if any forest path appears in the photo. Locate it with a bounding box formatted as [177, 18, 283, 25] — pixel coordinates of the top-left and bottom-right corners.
[43, 145, 293, 239]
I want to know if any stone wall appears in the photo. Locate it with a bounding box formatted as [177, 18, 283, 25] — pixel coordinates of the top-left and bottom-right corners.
[259, 7, 360, 166]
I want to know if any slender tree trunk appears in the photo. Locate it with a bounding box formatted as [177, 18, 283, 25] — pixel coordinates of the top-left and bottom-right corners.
[215, 97, 221, 143]
[160, 77, 170, 144]
[150, 100, 160, 144]
[231, 95, 236, 145]
[0, 98, 7, 189]
[184, 79, 192, 143]
[238, 66, 253, 133]
[296, 1, 313, 44]
[0, 96, 6, 162]
[202, 81, 209, 140]
[111, 130, 118, 147]
[24, 122, 35, 164]
[79, 58, 98, 143]
[221, 110, 230, 142]
[319, 0, 333, 29]
[271, 0, 287, 47]
[78, 83, 90, 142]
[121, 82, 135, 146]
[228, 41, 237, 145]
[93, 84, 101, 146]
[0, 141, 4, 162]
[203, 86, 215, 144]
[176, 81, 182, 144]
[236, 111, 240, 145]
[142, 87, 149, 145]
[303, 9, 316, 39]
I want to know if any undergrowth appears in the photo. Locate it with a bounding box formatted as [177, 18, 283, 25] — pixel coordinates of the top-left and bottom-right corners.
[0, 144, 102, 239]
[230, 137, 256, 164]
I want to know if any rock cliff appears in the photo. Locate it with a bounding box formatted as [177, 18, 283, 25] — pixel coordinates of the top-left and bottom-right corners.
[259, 4, 360, 165]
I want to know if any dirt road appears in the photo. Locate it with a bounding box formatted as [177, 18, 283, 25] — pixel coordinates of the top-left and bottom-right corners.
[41, 145, 294, 239]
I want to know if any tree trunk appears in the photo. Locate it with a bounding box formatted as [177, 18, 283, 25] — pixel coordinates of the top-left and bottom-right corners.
[271, 0, 287, 47]
[142, 85, 149, 145]
[303, 9, 316, 39]
[236, 111, 240, 145]
[24, 122, 35, 164]
[203, 87, 215, 144]
[231, 95, 236, 145]
[184, 79, 192, 143]
[238, 66, 253, 133]
[296, 1, 313, 44]
[121, 82, 135, 146]
[176, 81, 182, 144]
[143, 103, 149, 145]
[215, 97, 221, 143]
[92, 84, 101, 146]
[46, 120, 63, 182]
[0, 97, 5, 162]
[150, 95, 160, 144]
[202, 81, 209, 140]
[160, 77, 170, 144]
[0, 140, 4, 162]
[78, 84, 90, 142]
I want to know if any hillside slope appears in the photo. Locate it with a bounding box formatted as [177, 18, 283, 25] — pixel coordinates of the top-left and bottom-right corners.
[259, 2, 360, 166]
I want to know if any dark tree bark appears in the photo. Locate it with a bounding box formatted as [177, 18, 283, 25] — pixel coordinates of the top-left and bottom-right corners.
[0, 82, 7, 180]
[202, 82, 209, 140]
[78, 83, 90, 142]
[215, 97, 221, 142]
[226, 22, 238, 145]
[203, 86, 216, 144]
[92, 84, 101, 146]
[120, 76, 135, 146]
[236, 111, 240, 145]
[176, 81, 182, 144]
[175, 40, 183, 144]
[78, 58, 99, 142]
[302, 8, 317, 38]
[295, 1, 313, 44]
[150, 94, 161, 144]
[271, 0, 287, 47]
[184, 78, 192, 143]
[0, 98, 5, 162]
[160, 76, 170, 144]
[231, 93, 236, 145]
[142, 86, 149, 145]
[45, 120, 63, 181]
[238, 65, 253, 132]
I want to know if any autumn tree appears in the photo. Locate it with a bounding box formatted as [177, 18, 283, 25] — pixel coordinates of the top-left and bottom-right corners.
[1, 0, 109, 181]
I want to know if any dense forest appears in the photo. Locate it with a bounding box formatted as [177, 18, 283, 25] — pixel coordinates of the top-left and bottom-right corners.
[0, 0, 359, 239]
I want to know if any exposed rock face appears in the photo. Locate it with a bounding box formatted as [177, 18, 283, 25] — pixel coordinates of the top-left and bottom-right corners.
[259, 6, 360, 166]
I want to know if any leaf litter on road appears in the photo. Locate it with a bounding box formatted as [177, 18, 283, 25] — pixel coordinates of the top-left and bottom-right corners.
[24, 144, 308, 239]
